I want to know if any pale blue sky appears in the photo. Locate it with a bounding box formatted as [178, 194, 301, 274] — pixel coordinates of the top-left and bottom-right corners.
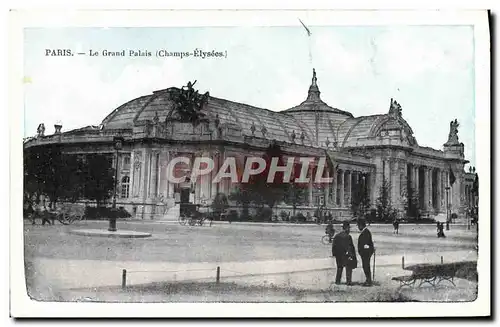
[24, 26, 475, 167]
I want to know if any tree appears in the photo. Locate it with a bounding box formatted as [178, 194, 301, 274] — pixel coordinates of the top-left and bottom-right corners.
[82, 154, 115, 208]
[351, 173, 371, 219]
[229, 185, 259, 221]
[211, 192, 229, 220]
[283, 182, 308, 217]
[231, 142, 288, 220]
[58, 155, 86, 203]
[402, 185, 421, 219]
[23, 145, 68, 209]
[252, 142, 288, 209]
[375, 179, 397, 222]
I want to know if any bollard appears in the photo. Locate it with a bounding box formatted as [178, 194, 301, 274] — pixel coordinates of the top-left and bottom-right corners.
[372, 251, 376, 282]
[441, 256, 444, 264]
[216, 266, 220, 284]
[122, 269, 127, 289]
[402, 256, 405, 269]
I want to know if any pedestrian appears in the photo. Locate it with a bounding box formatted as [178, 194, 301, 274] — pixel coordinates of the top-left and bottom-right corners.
[392, 218, 400, 234]
[437, 222, 446, 238]
[327, 211, 333, 223]
[29, 202, 37, 225]
[325, 220, 335, 243]
[331, 221, 357, 285]
[357, 218, 375, 286]
[40, 205, 53, 226]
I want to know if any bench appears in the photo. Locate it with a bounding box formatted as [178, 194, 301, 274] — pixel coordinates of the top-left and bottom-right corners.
[392, 261, 476, 289]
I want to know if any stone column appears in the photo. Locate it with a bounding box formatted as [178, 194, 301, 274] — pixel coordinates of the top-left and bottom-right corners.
[436, 169, 442, 212]
[364, 172, 370, 203]
[391, 160, 400, 209]
[345, 170, 351, 207]
[128, 151, 136, 197]
[382, 159, 389, 182]
[370, 169, 377, 206]
[131, 151, 142, 198]
[140, 149, 151, 200]
[212, 151, 220, 196]
[413, 165, 419, 192]
[350, 171, 356, 207]
[459, 172, 465, 215]
[429, 168, 434, 211]
[149, 150, 159, 198]
[331, 166, 337, 207]
[339, 169, 344, 207]
[423, 167, 430, 211]
[166, 151, 174, 198]
[324, 168, 330, 205]
[308, 167, 313, 206]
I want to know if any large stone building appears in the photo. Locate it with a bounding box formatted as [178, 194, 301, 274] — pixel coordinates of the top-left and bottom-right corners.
[24, 70, 477, 220]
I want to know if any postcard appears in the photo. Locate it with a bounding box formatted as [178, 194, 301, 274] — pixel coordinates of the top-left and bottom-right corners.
[10, 9, 491, 318]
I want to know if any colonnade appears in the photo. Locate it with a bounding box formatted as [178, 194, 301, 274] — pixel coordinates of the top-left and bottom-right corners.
[125, 148, 464, 217]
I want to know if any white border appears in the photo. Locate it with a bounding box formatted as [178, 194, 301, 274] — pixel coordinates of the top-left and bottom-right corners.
[9, 9, 491, 318]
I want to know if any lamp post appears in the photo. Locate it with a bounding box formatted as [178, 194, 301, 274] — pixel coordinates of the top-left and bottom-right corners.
[445, 186, 450, 231]
[109, 136, 124, 232]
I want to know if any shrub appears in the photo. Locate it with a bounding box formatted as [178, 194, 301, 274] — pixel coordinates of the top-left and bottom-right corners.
[279, 210, 289, 221]
[292, 212, 306, 223]
[404, 217, 436, 224]
[84, 206, 131, 220]
[227, 209, 239, 222]
[211, 193, 229, 216]
[251, 207, 273, 222]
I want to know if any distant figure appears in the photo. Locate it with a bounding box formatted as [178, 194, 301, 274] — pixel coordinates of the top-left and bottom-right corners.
[357, 219, 375, 287]
[392, 218, 400, 234]
[332, 221, 357, 285]
[29, 203, 37, 225]
[40, 205, 53, 226]
[437, 222, 446, 238]
[325, 220, 335, 244]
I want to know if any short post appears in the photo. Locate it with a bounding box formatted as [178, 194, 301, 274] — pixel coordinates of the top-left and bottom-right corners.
[441, 256, 444, 264]
[372, 251, 376, 282]
[402, 256, 405, 269]
[122, 269, 127, 289]
[216, 266, 220, 284]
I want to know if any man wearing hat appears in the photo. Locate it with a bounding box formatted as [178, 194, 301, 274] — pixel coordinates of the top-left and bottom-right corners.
[331, 221, 357, 285]
[357, 218, 375, 286]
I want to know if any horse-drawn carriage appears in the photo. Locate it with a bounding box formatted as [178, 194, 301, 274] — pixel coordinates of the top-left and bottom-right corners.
[27, 202, 85, 225]
[178, 203, 215, 226]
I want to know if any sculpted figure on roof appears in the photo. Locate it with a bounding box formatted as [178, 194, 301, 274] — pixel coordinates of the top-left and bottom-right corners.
[172, 81, 209, 126]
[388, 98, 402, 118]
[447, 119, 460, 145]
[36, 123, 45, 137]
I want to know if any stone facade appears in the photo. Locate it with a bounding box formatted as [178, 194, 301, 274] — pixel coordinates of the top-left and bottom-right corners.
[23, 70, 472, 220]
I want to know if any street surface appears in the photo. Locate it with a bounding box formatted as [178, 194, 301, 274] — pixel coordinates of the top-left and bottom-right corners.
[24, 220, 477, 263]
[23, 220, 478, 302]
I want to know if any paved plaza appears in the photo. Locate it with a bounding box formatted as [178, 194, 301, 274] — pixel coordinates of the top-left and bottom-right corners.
[23, 220, 478, 302]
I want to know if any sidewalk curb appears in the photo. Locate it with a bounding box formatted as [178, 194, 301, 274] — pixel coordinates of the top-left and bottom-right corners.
[84, 219, 472, 228]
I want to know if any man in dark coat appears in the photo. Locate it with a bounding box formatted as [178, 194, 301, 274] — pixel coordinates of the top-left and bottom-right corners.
[332, 221, 357, 285]
[357, 219, 374, 286]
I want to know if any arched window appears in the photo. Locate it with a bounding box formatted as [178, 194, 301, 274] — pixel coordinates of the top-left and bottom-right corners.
[120, 176, 130, 198]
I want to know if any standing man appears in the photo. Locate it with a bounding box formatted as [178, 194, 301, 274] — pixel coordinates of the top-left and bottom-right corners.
[357, 219, 375, 286]
[392, 218, 400, 234]
[332, 221, 357, 285]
